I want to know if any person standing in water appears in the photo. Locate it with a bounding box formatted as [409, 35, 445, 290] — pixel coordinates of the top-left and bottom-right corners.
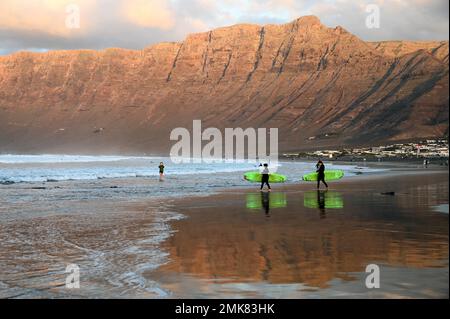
[159, 162, 165, 181]
[260, 163, 271, 192]
[316, 160, 328, 189]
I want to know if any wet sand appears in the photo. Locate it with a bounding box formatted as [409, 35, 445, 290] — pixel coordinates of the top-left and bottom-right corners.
[149, 171, 449, 298]
[0, 168, 448, 298]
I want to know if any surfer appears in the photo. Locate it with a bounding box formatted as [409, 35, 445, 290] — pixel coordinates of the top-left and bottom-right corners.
[316, 160, 329, 189]
[260, 163, 271, 191]
[159, 162, 165, 181]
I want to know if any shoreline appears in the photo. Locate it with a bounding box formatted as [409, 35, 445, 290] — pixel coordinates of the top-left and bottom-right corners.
[0, 163, 447, 212]
[189, 166, 449, 198]
[162, 167, 449, 218]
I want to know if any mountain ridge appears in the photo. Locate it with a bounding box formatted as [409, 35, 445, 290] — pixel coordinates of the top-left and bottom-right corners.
[0, 16, 448, 155]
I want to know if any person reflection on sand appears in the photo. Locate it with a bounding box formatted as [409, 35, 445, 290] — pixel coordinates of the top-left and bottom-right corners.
[246, 192, 287, 215]
[261, 191, 270, 217]
[304, 190, 344, 218]
[317, 190, 327, 219]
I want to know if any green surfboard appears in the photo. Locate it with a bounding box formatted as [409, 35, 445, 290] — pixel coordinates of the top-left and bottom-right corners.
[244, 171, 287, 183]
[246, 193, 288, 210]
[302, 170, 344, 182]
[303, 191, 344, 209]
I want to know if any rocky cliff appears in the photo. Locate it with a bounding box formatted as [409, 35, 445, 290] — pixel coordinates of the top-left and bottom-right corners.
[0, 16, 448, 154]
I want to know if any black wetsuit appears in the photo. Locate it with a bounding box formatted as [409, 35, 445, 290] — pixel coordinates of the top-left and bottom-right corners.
[317, 164, 328, 189]
[260, 168, 271, 190]
[159, 165, 165, 174]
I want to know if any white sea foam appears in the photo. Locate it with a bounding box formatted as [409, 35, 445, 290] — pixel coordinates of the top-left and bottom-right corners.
[0, 155, 387, 184]
[0, 154, 148, 164]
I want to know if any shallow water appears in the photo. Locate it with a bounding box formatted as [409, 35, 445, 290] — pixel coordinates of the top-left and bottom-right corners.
[0, 199, 184, 298]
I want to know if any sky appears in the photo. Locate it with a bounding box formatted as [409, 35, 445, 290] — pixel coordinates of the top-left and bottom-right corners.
[0, 0, 448, 55]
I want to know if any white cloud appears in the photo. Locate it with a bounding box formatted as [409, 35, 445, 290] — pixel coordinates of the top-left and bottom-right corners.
[0, 0, 448, 55]
[121, 0, 176, 30]
[0, 0, 95, 36]
[309, 0, 449, 41]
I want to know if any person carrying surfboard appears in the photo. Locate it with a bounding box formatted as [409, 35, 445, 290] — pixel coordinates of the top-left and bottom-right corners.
[260, 163, 271, 191]
[159, 162, 165, 181]
[316, 160, 328, 189]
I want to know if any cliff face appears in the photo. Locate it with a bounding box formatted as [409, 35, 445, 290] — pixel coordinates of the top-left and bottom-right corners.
[0, 16, 448, 154]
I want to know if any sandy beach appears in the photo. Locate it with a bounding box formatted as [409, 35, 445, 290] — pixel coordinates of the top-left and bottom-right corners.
[0, 159, 448, 299]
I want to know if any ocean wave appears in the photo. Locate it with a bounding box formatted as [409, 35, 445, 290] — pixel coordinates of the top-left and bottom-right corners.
[0, 155, 387, 184]
[0, 154, 152, 164]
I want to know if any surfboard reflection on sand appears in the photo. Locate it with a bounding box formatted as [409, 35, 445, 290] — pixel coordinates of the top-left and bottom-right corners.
[246, 192, 288, 216]
[304, 191, 344, 218]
